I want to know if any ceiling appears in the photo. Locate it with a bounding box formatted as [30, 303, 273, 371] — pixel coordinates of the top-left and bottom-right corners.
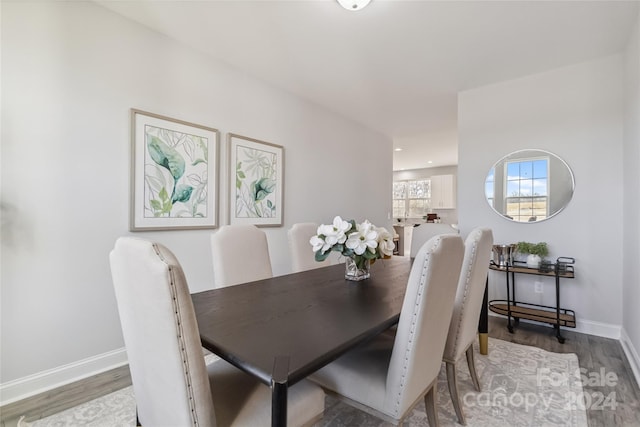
[97, 0, 639, 170]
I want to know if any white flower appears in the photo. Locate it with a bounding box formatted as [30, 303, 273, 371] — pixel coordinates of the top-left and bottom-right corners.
[310, 216, 394, 265]
[375, 226, 395, 257]
[345, 220, 379, 255]
[310, 235, 331, 254]
[317, 215, 351, 247]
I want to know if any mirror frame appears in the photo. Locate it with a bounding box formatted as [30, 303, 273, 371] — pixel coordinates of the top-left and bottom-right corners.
[485, 149, 575, 223]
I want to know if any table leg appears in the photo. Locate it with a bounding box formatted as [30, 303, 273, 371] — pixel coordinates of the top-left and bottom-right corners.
[271, 355, 290, 427]
[478, 275, 489, 355]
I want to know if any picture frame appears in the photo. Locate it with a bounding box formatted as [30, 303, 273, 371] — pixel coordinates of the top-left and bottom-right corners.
[228, 133, 284, 227]
[130, 109, 219, 231]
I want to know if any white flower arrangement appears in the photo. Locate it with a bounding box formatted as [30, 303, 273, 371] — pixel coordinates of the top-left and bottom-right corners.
[310, 216, 395, 269]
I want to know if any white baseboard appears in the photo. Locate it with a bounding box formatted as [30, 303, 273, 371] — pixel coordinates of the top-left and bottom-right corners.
[621, 328, 640, 389]
[0, 348, 127, 407]
[573, 318, 621, 339]
[488, 312, 621, 339]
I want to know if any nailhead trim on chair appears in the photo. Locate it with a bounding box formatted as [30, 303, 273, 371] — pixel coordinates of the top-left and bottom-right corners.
[448, 236, 479, 358]
[153, 244, 200, 427]
[394, 237, 440, 416]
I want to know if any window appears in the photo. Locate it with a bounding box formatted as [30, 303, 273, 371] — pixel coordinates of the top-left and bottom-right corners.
[393, 179, 430, 218]
[485, 167, 495, 208]
[504, 158, 548, 222]
[392, 182, 407, 218]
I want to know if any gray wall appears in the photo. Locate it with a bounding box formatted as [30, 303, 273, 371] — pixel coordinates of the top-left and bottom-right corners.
[0, 1, 392, 400]
[459, 55, 624, 336]
[623, 9, 640, 385]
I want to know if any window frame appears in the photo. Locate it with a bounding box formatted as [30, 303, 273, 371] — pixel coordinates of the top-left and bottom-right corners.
[503, 156, 550, 222]
[393, 179, 431, 219]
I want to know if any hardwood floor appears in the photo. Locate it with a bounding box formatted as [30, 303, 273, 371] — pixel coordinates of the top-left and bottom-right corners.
[0, 365, 132, 427]
[2, 317, 639, 426]
[488, 317, 640, 427]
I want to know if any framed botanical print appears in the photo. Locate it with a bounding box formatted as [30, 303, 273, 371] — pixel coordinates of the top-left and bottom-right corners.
[228, 133, 284, 227]
[131, 109, 219, 230]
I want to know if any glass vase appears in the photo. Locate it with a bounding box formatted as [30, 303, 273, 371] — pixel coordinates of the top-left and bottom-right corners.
[345, 257, 370, 281]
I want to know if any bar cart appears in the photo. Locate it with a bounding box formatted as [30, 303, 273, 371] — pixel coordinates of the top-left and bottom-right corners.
[488, 257, 576, 343]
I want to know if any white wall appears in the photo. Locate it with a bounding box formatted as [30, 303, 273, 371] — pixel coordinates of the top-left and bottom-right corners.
[458, 55, 624, 336]
[393, 165, 458, 182]
[622, 10, 640, 385]
[0, 1, 392, 400]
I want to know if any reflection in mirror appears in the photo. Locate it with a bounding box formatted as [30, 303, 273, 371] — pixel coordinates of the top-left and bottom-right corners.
[485, 149, 575, 223]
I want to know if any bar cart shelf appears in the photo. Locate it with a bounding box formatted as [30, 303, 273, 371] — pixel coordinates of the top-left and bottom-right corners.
[488, 257, 576, 343]
[488, 302, 576, 327]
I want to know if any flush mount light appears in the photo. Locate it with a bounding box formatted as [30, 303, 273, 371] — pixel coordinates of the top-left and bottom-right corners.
[337, 0, 371, 11]
[394, 148, 403, 152]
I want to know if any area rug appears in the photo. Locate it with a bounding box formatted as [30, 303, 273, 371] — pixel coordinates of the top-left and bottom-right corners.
[21, 339, 587, 426]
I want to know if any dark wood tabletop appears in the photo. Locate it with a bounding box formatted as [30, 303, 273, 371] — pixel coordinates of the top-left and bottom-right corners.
[191, 256, 412, 426]
[192, 256, 411, 385]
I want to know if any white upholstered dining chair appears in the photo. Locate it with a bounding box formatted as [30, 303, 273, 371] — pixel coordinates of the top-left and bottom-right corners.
[442, 227, 493, 425]
[109, 237, 324, 427]
[409, 223, 459, 258]
[210, 224, 273, 288]
[309, 234, 464, 426]
[288, 222, 329, 273]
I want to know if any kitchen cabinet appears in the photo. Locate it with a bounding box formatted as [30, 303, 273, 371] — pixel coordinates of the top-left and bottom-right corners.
[430, 174, 456, 209]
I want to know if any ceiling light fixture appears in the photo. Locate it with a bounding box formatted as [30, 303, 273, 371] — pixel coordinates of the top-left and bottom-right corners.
[337, 0, 371, 11]
[394, 148, 403, 152]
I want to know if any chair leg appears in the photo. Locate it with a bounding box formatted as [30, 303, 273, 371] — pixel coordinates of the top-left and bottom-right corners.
[466, 345, 481, 392]
[446, 361, 466, 425]
[424, 382, 439, 427]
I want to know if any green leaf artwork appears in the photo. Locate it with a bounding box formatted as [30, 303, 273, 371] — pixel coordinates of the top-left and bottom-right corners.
[149, 187, 173, 216]
[252, 177, 275, 202]
[172, 184, 194, 203]
[147, 135, 185, 181]
[143, 125, 208, 218]
[235, 147, 277, 219]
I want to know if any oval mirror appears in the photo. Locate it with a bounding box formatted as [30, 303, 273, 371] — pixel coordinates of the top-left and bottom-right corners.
[485, 149, 575, 223]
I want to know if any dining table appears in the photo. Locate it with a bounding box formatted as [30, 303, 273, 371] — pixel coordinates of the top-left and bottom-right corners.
[191, 256, 489, 427]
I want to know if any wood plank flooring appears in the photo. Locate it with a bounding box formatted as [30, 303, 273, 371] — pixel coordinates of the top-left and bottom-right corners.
[0, 365, 132, 426]
[2, 317, 639, 426]
[489, 317, 640, 427]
